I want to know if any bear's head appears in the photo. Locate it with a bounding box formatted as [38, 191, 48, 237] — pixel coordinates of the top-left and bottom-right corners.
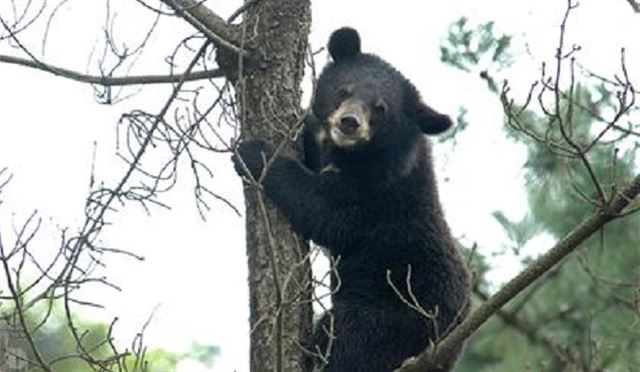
[311, 27, 452, 154]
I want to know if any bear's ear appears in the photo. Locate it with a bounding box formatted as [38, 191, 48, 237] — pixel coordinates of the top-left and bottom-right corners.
[415, 103, 453, 135]
[405, 83, 452, 134]
[328, 27, 361, 61]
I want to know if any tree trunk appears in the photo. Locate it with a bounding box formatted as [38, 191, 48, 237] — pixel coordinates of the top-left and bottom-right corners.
[228, 1, 313, 371]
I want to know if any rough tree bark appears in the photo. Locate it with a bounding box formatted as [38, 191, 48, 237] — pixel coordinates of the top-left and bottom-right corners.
[236, 2, 313, 371]
[221, 1, 313, 371]
[162, 0, 313, 370]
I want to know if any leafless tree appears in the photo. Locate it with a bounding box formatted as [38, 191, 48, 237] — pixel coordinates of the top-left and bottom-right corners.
[2, 0, 313, 370]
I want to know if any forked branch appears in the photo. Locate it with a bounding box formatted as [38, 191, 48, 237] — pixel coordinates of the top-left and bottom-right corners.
[160, 0, 244, 55]
[395, 173, 640, 371]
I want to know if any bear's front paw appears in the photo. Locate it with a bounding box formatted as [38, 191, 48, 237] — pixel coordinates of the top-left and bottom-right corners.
[232, 139, 274, 181]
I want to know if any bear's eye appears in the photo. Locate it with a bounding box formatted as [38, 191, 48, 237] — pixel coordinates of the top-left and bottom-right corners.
[373, 99, 387, 116]
[337, 85, 354, 100]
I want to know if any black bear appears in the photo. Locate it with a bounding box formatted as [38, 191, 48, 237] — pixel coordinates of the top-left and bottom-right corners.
[234, 27, 470, 372]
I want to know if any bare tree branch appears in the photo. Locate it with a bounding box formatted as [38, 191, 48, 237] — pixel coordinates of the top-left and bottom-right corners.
[160, 0, 244, 55]
[625, 0, 640, 13]
[0, 213, 53, 372]
[395, 173, 640, 372]
[0, 54, 223, 86]
[473, 287, 585, 370]
[54, 39, 213, 368]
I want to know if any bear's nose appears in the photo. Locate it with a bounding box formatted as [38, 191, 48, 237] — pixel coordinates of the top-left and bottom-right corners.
[339, 115, 360, 135]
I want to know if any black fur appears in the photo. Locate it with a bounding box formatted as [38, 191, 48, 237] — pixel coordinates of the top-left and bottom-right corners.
[328, 27, 361, 61]
[234, 28, 469, 372]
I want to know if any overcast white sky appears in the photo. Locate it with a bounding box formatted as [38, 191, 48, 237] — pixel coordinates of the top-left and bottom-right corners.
[1, 0, 639, 371]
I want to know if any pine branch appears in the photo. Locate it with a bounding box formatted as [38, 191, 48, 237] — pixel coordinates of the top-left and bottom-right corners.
[395, 173, 640, 371]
